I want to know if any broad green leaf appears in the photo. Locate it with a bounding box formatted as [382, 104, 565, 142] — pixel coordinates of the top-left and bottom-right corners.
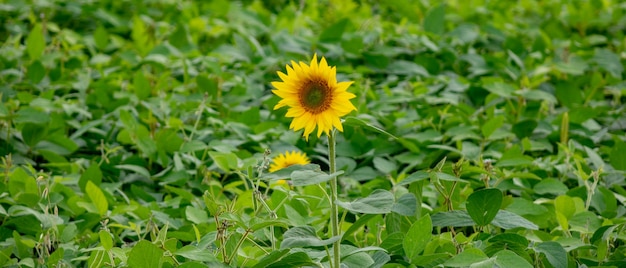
[534, 241, 567, 268]
[185, 206, 209, 225]
[208, 151, 239, 172]
[116, 164, 151, 178]
[86, 181, 108, 216]
[344, 116, 398, 140]
[26, 23, 45, 60]
[483, 82, 515, 98]
[79, 163, 103, 192]
[512, 120, 537, 139]
[554, 195, 575, 219]
[403, 214, 432, 263]
[94, 25, 109, 50]
[554, 55, 588, 75]
[174, 245, 219, 262]
[491, 210, 539, 230]
[133, 70, 151, 100]
[8, 167, 39, 198]
[342, 214, 376, 241]
[481, 116, 504, 138]
[391, 193, 417, 216]
[266, 252, 315, 268]
[593, 48, 623, 78]
[99, 230, 113, 250]
[431, 210, 475, 227]
[493, 250, 533, 268]
[398, 171, 429, 186]
[423, 4, 446, 34]
[444, 247, 488, 267]
[252, 249, 290, 268]
[610, 139, 626, 171]
[128, 240, 163, 268]
[291, 170, 344, 186]
[336, 189, 394, 214]
[261, 164, 321, 181]
[319, 18, 350, 43]
[534, 178, 568, 195]
[280, 226, 341, 249]
[21, 123, 47, 147]
[27, 60, 46, 83]
[14, 108, 50, 124]
[466, 188, 502, 226]
[373, 157, 397, 174]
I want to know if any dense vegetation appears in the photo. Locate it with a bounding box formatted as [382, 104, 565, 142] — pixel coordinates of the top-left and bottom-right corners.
[1, 0, 626, 267]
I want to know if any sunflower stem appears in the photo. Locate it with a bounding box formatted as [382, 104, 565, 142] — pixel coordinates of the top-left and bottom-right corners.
[328, 130, 340, 267]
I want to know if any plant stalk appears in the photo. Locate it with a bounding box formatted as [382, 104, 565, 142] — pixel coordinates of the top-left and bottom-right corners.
[328, 131, 340, 267]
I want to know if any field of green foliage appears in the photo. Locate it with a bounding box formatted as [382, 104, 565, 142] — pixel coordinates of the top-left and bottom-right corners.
[1, 0, 626, 267]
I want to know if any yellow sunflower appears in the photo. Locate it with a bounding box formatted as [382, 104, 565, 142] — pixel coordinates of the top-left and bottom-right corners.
[272, 54, 357, 140]
[269, 151, 310, 172]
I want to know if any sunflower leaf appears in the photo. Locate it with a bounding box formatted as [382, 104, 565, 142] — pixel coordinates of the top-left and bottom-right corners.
[344, 116, 398, 140]
[291, 170, 344, 186]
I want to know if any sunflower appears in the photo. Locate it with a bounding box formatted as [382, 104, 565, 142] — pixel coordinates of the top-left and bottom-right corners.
[269, 151, 310, 172]
[272, 54, 357, 140]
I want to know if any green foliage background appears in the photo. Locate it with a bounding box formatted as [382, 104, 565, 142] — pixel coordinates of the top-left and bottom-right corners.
[1, 0, 626, 267]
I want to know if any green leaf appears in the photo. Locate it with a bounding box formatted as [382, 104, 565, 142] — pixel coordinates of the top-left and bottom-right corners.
[185, 206, 209, 225]
[115, 164, 151, 178]
[491, 210, 539, 230]
[27, 60, 46, 83]
[554, 195, 576, 219]
[593, 48, 623, 78]
[128, 240, 164, 268]
[15, 108, 50, 124]
[610, 139, 626, 171]
[391, 193, 417, 216]
[266, 252, 315, 268]
[512, 120, 537, 139]
[423, 4, 446, 35]
[344, 116, 398, 140]
[252, 249, 290, 268]
[554, 55, 588, 75]
[290, 170, 344, 186]
[99, 230, 113, 250]
[94, 25, 109, 50]
[336, 189, 394, 214]
[8, 167, 39, 198]
[398, 171, 429, 186]
[466, 188, 502, 226]
[280, 226, 341, 249]
[86, 181, 108, 216]
[342, 214, 376, 241]
[483, 81, 515, 98]
[444, 247, 488, 267]
[482, 116, 504, 138]
[209, 151, 239, 172]
[133, 71, 151, 100]
[373, 157, 397, 174]
[79, 163, 103, 192]
[534, 242, 567, 268]
[174, 245, 219, 262]
[319, 18, 350, 43]
[26, 23, 45, 60]
[403, 214, 432, 263]
[493, 250, 533, 268]
[21, 123, 47, 147]
[431, 210, 476, 227]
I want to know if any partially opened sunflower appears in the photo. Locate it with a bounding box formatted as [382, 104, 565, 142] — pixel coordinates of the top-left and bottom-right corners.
[272, 54, 357, 140]
[269, 151, 310, 172]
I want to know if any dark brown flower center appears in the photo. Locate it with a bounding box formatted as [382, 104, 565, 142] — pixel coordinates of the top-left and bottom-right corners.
[299, 79, 332, 114]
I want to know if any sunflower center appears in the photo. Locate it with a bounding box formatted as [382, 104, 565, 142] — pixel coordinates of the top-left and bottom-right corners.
[300, 79, 332, 114]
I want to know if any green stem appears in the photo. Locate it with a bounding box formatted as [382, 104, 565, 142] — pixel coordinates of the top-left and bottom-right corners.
[328, 131, 340, 267]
